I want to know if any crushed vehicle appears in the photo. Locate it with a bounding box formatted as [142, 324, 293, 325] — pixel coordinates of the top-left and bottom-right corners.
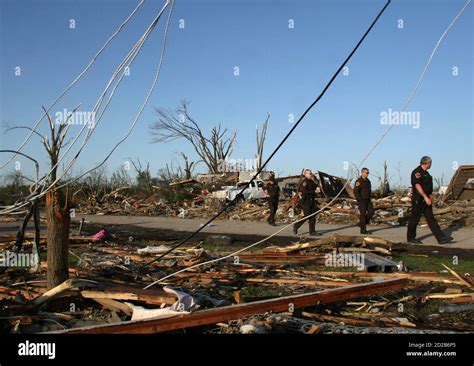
[211, 179, 267, 202]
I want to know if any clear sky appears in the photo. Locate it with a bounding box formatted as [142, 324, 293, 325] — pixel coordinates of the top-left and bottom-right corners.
[1, 0, 472, 188]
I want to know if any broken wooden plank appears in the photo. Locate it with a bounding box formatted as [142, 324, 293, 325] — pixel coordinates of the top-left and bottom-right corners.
[33, 279, 98, 307]
[81, 285, 176, 305]
[301, 270, 464, 285]
[424, 293, 473, 301]
[50, 277, 408, 334]
[302, 311, 416, 328]
[244, 277, 354, 287]
[441, 263, 473, 289]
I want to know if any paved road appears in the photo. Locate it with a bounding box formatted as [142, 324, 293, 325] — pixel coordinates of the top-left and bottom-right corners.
[1, 214, 471, 249]
[62, 214, 474, 249]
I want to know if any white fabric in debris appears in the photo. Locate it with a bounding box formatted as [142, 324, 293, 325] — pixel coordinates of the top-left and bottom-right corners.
[128, 287, 195, 321]
[164, 286, 198, 311]
[137, 245, 171, 254]
[128, 286, 226, 321]
[129, 305, 189, 321]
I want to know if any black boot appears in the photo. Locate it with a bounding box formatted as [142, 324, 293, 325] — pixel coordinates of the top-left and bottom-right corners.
[438, 237, 453, 244]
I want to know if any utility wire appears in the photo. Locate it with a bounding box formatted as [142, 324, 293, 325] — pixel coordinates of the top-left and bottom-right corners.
[0, 0, 146, 169]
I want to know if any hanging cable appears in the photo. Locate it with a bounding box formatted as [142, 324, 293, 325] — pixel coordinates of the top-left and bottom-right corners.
[0, 0, 146, 169]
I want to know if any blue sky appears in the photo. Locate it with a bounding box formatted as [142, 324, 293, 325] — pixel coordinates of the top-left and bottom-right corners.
[1, 0, 472, 187]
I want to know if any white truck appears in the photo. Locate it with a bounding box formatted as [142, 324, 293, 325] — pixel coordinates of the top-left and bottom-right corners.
[212, 179, 267, 202]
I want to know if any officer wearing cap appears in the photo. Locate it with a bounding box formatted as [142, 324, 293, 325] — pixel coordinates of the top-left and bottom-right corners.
[407, 156, 451, 244]
[293, 169, 320, 236]
[354, 167, 374, 234]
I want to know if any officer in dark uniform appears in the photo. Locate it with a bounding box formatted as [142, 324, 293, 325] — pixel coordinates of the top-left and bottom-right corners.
[293, 169, 320, 236]
[265, 178, 280, 226]
[407, 156, 451, 244]
[353, 167, 374, 234]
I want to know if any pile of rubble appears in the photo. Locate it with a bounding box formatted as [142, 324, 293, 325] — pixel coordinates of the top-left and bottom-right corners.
[74, 188, 474, 229]
[0, 231, 472, 334]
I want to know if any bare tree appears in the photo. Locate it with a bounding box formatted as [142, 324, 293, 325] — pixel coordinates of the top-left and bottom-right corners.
[4, 106, 77, 288]
[129, 158, 154, 192]
[150, 100, 236, 174]
[255, 113, 270, 171]
[80, 165, 109, 205]
[110, 165, 133, 188]
[157, 162, 181, 183]
[4, 170, 26, 189]
[374, 160, 392, 196]
[180, 153, 196, 180]
[434, 174, 445, 190]
[41, 107, 74, 288]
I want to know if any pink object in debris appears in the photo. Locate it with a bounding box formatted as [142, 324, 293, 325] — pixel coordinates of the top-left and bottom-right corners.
[90, 229, 108, 242]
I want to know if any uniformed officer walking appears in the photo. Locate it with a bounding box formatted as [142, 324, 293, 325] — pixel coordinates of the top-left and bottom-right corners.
[264, 177, 280, 226]
[293, 169, 320, 236]
[407, 156, 451, 244]
[353, 167, 374, 234]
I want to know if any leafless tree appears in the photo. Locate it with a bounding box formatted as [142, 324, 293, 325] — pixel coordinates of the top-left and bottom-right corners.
[180, 153, 196, 180]
[156, 163, 181, 183]
[129, 158, 154, 192]
[40, 107, 75, 288]
[374, 160, 393, 196]
[110, 165, 133, 188]
[434, 174, 445, 190]
[150, 100, 236, 174]
[255, 113, 270, 171]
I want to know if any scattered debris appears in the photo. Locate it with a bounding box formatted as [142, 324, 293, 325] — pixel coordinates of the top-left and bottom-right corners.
[0, 226, 472, 334]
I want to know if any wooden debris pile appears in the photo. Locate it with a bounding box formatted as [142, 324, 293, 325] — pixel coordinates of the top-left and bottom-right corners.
[0, 231, 472, 334]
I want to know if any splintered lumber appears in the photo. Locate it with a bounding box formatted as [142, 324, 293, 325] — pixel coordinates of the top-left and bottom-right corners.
[424, 293, 474, 301]
[81, 285, 176, 305]
[301, 312, 415, 328]
[301, 270, 466, 285]
[264, 234, 392, 254]
[362, 236, 392, 247]
[263, 236, 349, 253]
[441, 264, 473, 289]
[51, 278, 408, 334]
[33, 279, 98, 307]
[244, 277, 354, 287]
[231, 253, 326, 264]
[306, 324, 321, 334]
[302, 311, 378, 326]
[331, 234, 364, 245]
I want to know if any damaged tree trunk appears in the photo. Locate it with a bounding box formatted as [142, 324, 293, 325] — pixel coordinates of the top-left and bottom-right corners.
[41, 106, 73, 289]
[45, 187, 71, 289]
